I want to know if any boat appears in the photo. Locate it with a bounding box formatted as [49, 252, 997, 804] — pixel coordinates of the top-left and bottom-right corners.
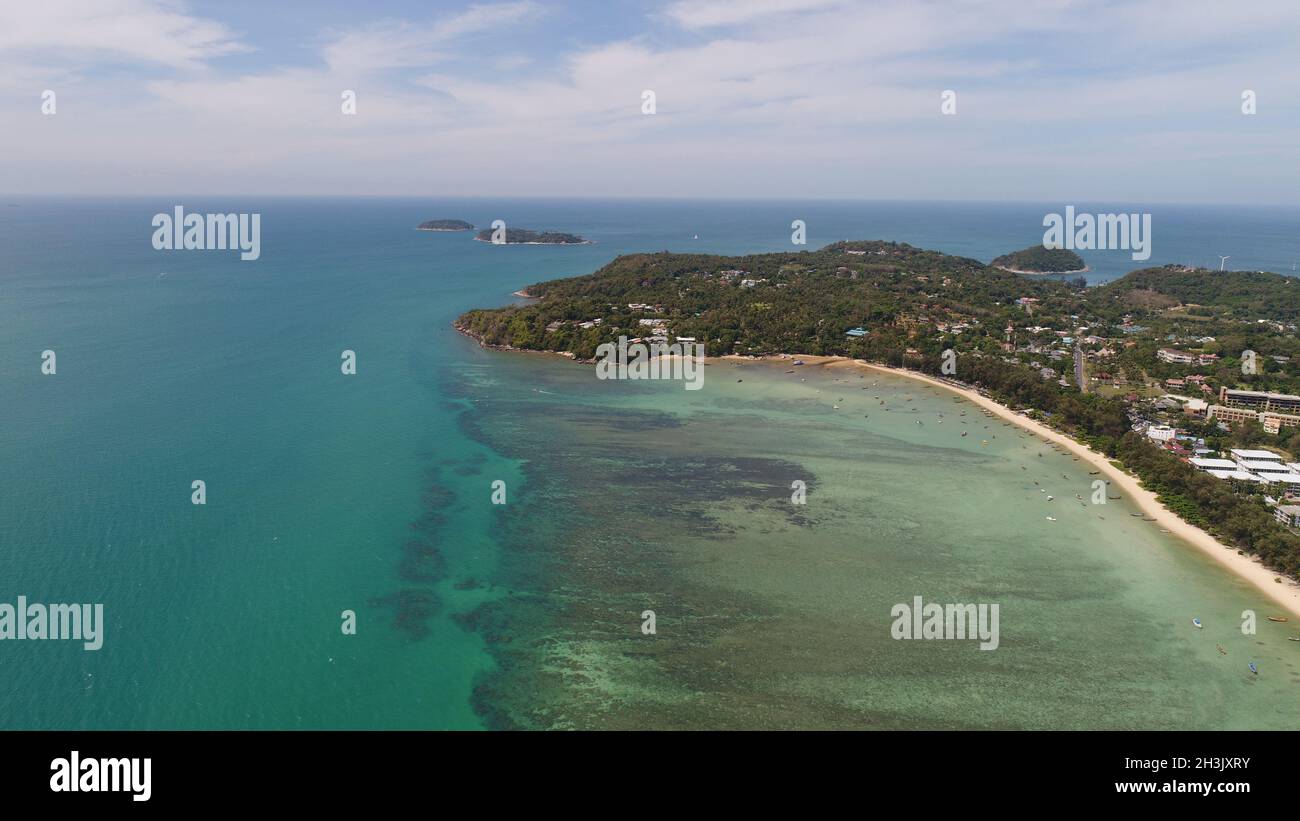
[1289, 637, 1300, 642]
[1045, 516, 1057, 522]
[1249, 662, 1258, 675]
[1267, 616, 1288, 623]
[1192, 618, 1203, 629]
[1216, 644, 1226, 655]
[1130, 512, 1143, 517]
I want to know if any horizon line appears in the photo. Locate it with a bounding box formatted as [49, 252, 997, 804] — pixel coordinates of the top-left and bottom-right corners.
[3, 193, 1300, 209]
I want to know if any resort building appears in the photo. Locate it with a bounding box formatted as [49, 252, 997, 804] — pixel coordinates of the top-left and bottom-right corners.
[1158, 348, 1196, 364]
[1206, 469, 1269, 485]
[1219, 387, 1300, 414]
[1190, 457, 1237, 472]
[1269, 474, 1300, 492]
[1202, 405, 1298, 432]
[1209, 405, 1258, 427]
[1230, 449, 1284, 463]
[1145, 425, 1177, 443]
[1262, 412, 1300, 434]
[1275, 506, 1300, 528]
[1237, 460, 1297, 478]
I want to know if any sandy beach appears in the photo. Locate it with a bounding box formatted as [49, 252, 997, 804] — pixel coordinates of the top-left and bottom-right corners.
[725, 353, 1300, 620]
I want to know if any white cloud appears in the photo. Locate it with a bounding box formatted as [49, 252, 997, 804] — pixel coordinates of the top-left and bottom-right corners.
[664, 0, 850, 29]
[321, 1, 543, 75]
[4, 0, 1300, 202]
[0, 0, 245, 69]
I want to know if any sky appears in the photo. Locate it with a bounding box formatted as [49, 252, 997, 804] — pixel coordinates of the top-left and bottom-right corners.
[2, 0, 1299, 202]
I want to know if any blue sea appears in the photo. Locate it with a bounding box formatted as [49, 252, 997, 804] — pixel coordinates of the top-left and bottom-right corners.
[2, 197, 1298, 729]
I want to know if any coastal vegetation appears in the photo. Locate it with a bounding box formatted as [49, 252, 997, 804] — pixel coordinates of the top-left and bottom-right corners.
[474, 228, 590, 244]
[457, 240, 1300, 580]
[1089, 264, 1300, 321]
[992, 244, 1086, 273]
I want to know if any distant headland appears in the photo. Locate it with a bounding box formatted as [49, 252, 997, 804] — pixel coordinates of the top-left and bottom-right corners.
[417, 219, 475, 231]
[993, 245, 1087, 274]
[474, 228, 592, 245]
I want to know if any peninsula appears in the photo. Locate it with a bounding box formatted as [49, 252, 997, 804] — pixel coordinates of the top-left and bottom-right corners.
[457, 240, 1300, 598]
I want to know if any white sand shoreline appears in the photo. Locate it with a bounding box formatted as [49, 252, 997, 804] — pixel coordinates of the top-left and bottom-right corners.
[994, 265, 1090, 275]
[725, 353, 1300, 620]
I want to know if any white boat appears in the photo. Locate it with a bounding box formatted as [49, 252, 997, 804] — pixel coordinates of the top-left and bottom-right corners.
[1192, 618, 1203, 629]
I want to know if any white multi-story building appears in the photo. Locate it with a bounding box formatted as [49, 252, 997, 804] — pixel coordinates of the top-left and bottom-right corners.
[1145, 425, 1177, 443]
[1230, 449, 1284, 463]
[1275, 505, 1300, 528]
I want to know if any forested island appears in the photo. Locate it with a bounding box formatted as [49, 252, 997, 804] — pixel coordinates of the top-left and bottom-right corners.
[417, 219, 475, 231]
[457, 240, 1300, 580]
[474, 228, 591, 245]
[993, 244, 1087, 273]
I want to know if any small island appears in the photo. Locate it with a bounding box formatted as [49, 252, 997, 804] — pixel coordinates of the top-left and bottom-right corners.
[992, 245, 1087, 274]
[417, 219, 475, 232]
[475, 228, 592, 245]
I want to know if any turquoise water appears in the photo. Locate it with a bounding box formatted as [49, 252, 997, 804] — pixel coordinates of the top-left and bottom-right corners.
[1, 197, 1298, 729]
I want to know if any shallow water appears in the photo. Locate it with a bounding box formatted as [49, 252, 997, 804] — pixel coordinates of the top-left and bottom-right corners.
[456, 355, 1300, 729]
